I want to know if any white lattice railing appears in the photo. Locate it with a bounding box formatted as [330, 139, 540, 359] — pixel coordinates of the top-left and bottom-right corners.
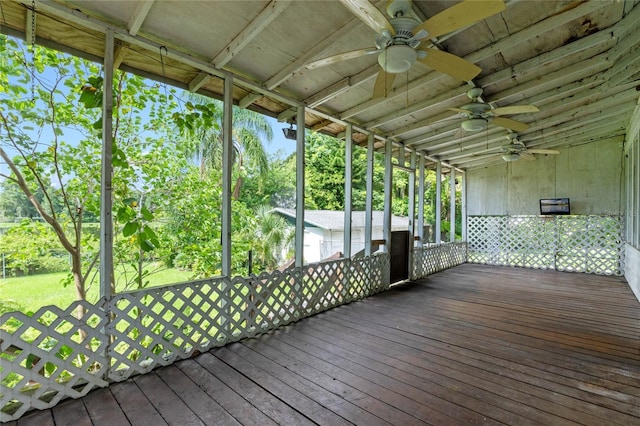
[412, 242, 468, 280]
[1, 253, 390, 421]
[467, 215, 624, 275]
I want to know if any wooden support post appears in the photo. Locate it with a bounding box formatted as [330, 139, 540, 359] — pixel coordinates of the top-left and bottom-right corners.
[408, 151, 416, 277]
[383, 140, 392, 253]
[221, 74, 233, 277]
[99, 29, 114, 301]
[417, 155, 425, 248]
[343, 124, 353, 259]
[435, 161, 442, 244]
[461, 171, 467, 242]
[450, 168, 456, 242]
[365, 133, 374, 256]
[295, 106, 305, 267]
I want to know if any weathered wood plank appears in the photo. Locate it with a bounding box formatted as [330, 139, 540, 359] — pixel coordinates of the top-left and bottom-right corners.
[82, 388, 130, 425]
[176, 358, 278, 426]
[154, 365, 240, 426]
[212, 345, 352, 426]
[133, 372, 204, 426]
[51, 398, 92, 426]
[109, 379, 168, 426]
[194, 352, 315, 425]
[16, 408, 54, 426]
[225, 341, 391, 426]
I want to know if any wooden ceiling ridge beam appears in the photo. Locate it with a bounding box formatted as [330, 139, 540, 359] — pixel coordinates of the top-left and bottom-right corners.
[189, 0, 292, 93]
[335, 0, 608, 120]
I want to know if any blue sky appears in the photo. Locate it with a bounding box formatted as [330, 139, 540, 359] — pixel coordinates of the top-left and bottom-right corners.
[264, 116, 296, 159]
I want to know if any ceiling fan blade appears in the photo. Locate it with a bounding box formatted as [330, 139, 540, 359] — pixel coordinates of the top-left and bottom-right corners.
[339, 0, 395, 35]
[412, 0, 505, 39]
[418, 48, 481, 81]
[491, 117, 529, 132]
[492, 105, 540, 116]
[528, 148, 560, 155]
[305, 48, 380, 70]
[520, 152, 537, 161]
[372, 70, 396, 98]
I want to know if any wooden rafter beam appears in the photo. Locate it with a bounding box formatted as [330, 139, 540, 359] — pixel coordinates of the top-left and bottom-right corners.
[189, 0, 291, 93]
[128, 0, 155, 36]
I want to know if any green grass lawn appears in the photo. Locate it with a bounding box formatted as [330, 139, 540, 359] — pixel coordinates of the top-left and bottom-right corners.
[0, 266, 194, 314]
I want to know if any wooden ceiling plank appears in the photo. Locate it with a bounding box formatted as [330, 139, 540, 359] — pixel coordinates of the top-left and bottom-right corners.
[336, 0, 609, 119]
[128, 0, 155, 36]
[305, 67, 379, 108]
[405, 83, 635, 155]
[363, 19, 616, 132]
[440, 99, 636, 161]
[368, 26, 615, 133]
[264, 17, 365, 90]
[413, 82, 638, 154]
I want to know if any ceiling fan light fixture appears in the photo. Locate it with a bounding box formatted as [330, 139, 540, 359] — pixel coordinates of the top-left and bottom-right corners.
[378, 45, 417, 73]
[461, 118, 487, 132]
[502, 153, 520, 162]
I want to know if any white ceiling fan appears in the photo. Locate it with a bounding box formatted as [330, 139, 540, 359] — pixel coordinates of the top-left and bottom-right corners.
[475, 134, 560, 162]
[449, 87, 539, 133]
[305, 0, 506, 98]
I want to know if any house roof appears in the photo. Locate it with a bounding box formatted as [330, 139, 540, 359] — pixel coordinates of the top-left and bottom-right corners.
[2, 1, 638, 170]
[272, 208, 410, 231]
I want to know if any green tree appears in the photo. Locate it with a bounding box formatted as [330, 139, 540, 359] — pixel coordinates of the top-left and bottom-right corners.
[177, 95, 272, 199]
[0, 36, 185, 309]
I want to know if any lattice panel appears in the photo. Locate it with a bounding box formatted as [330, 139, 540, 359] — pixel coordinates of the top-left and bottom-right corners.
[3, 254, 390, 420]
[1, 301, 108, 421]
[413, 242, 468, 279]
[468, 215, 624, 276]
[370, 253, 391, 293]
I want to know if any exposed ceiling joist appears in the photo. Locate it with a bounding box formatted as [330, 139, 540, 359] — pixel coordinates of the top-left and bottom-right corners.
[189, 0, 292, 93]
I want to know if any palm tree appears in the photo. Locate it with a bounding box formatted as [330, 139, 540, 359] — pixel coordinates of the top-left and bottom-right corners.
[252, 206, 294, 270]
[182, 95, 272, 198]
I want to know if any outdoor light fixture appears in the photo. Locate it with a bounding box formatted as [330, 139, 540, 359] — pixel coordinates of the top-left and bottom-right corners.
[461, 118, 488, 132]
[502, 153, 521, 162]
[283, 123, 297, 140]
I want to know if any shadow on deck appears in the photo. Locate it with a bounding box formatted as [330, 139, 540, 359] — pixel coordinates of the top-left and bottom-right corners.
[11, 264, 640, 425]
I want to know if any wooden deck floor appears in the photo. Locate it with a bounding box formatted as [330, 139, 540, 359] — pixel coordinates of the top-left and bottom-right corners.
[11, 264, 640, 426]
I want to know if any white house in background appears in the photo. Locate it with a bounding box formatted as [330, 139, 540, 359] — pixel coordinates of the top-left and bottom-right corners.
[272, 208, 410, 263]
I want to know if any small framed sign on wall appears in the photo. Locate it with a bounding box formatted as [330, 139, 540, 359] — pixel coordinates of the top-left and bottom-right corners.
[540, 198, 570, 215]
